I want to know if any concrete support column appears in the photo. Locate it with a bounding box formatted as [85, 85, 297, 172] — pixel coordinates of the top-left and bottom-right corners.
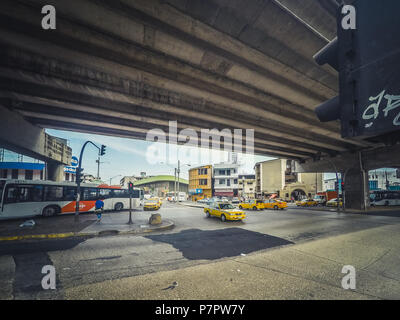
[344, 167, 369, 211]
[46, 162, 64, 182]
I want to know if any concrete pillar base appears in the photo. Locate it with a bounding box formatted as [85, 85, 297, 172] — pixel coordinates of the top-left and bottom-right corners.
[46, 162, 64, 182]
[344, 168, 369, 211]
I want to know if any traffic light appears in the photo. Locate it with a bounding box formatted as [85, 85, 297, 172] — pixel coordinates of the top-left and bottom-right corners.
[76, 167, 84, 184]
[100, 144, 106, 156]
[314, 1, 400, 141]
[128, 182, 134, 194]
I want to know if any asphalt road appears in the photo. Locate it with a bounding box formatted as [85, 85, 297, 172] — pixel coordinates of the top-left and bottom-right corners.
[1, 202, 400, 300]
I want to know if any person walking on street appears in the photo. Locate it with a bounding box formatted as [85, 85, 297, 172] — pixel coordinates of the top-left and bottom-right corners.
[95, 198, 104, 222]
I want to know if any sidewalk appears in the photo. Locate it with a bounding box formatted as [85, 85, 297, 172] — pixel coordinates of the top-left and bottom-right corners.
[0, 211, 174, 241]
[178, 201, 205, 209]
[65, 223, 400, 300]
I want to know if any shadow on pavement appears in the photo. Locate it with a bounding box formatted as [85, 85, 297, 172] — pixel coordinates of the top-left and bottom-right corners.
[0, 214, 96, 238]
[146, 228, 293, 260]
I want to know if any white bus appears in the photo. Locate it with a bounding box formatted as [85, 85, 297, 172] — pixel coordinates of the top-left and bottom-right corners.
[370, 190, 400, 206]
[166, 191, 187, 202]
[0, 179, 143, 220]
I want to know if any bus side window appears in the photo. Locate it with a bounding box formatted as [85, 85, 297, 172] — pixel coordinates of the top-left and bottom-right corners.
[5, 186, 18, 203]
[82, 188, 99, 201]
[44, 186, 64, 201]
[4, 185, 42, 203]
[99, 189, 111, 199]
[63, 187, 76, 201]
[31, 186, 44, 202]
[132, 190, 140, 198]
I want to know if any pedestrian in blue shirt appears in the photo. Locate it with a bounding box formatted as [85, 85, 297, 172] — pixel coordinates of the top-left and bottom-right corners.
[95, 199, 104, 222]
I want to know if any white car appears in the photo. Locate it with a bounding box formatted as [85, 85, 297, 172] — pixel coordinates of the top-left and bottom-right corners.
[231, 197, 240, 204]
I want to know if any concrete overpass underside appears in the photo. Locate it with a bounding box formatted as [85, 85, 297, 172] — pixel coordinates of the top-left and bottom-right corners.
[1, 0, 380, 161]
[1, 0, 399, 204]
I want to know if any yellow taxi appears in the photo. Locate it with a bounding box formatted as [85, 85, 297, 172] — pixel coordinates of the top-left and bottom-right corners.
[149, 197, 162, 207]
[326, 198, 343, 207]
[238, 199, 264, 211]
[263, 199, 288, 210]
[296, 199, 318, 207]
[204, 202, 246, 222]
[144, 199, 161, 210]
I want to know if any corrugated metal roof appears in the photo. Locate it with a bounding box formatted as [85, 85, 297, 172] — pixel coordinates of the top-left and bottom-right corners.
[133, 175, 188, 186]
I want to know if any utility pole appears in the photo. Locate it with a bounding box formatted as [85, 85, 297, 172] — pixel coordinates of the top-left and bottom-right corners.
[385, 170, 389, 190]
[177, 160, 180, 202]
[174, 168, 177, 203]
[96, 155, 100, 179]
[75, 142, 106, 222]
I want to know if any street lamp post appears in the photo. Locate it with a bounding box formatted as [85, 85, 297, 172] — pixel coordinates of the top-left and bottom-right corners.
[109, 174, 122, 185]
[160, 161, 190, 202]
[75, 141, 106, 222]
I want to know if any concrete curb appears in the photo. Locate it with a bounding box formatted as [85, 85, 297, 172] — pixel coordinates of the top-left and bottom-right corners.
[178, 202, 204, 209]
[0, 219, 175, 242]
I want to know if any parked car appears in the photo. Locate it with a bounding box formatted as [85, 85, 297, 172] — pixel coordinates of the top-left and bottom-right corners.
[326, 198, 343, 207]
[231, 197, 240, 204]
[313, 195, 327, 206]
[263, 199, 287, 210]
[204, 202, 246, 222]
[238, 199, 264, 210]
[296, 199, 318, 207]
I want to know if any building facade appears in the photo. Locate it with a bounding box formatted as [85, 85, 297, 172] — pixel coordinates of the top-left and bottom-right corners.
[238, 174, 256, 199]
[255, 159, 323, 200]
[132, 175, 188, 197]
[368, 169, 400, 190]
[120, 172, 152, 188]
[188, 165, 213, 201]
[0, 162, 45, 180]
[213, 162, 240, 197]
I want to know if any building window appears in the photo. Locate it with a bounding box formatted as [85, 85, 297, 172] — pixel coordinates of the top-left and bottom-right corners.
[40, 170, 43, 180]
[234, 179, 238, 184]
[1, 169, 7, 179]
[25, 170, 33, 180]
[219, 179, 225, 185]
[66, 173, 70, 181]
[11, 169, 18, 179]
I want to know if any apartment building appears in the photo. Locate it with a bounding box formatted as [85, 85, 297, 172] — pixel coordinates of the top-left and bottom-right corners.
[188, 165, 213, 201]
[238, 174, 256, 199]
[213, 162, 240, 197]
[255, 159, 323, 200]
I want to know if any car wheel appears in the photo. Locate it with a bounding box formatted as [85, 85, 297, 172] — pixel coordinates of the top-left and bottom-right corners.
[274, 205, 278, 210]
[252, 206, 257, 211]
[220, 214, 226, 222]
[239, 205, 243, 209]
[205, 210, 210, 218]
[114, 203, 123, 211]
[385, 201, 389, 206]
[42, 205, 59, 217]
